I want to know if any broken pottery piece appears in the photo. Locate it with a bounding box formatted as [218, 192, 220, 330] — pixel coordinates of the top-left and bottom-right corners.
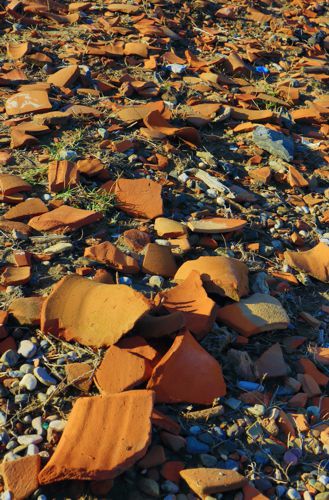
[47, 65, 80, 88]
[41, 275, 151, 347]
[65, 362, 93, 392]
[84, 241, 139, 274]
[147, 329, 226, 404]
[284, 243, 329, 282]
[48, 160, 79, 193]
[4, 198, 48, 221]
[9, 296, 44, 325]
[5, 90, 52, 116]
[113, 178, 163, 219]
[2, 266, 31, 286]
[122, 229, 151, 252]
[0, 174, 31, 196]
[38, 390, 154, 483]
[154, 217, 187, 238]
[180, 468, 247, 497]
[134, 311, 185, 338]
[174, 256, 249, 300]
[156, 271, 217, 339]
[1, 455, 41, 500]
[28, 205, 102, 233]
[94, 336, 158, 394]
[142, 243, 177, 277]
[254, 343, 290, 378]
[187, 217, 247, 233]
[217, 293, 290, 337]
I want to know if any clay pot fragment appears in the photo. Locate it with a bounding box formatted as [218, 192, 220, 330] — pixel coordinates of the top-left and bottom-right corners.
[28, 205, 102, 233]
[5, 90, 52, 116]
[142, 243, 177, 277]
[180, 468, 247, 497]
[41, 275, 151, 347]
[175, 256, 249, 301]
[38, 390, 154, 484]
[1, 455, 41, 500]
[187, 217, 246, 234]
[48, 160, 79, 193]
[47, 65, 80, 88]
[284, 243, 329, 282]
[147, 329, 226, 404]
[4, 198, 48, 221]
[112, 178, 163, 219]
[84, 241, 139, 274]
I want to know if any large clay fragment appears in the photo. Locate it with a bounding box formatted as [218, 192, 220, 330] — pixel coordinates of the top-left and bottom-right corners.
[39, 390, 154, 484]
[5, 90, 52, 116]
[174, 256, 249, 301]
[48, 160, 79, 193]
[28, 205, 102, 233]
[147, 329, 226, 404]
[284, 243, 329, 282]
[94, 336, 159, 394]
[1, 454, 41, 500]
[187, 217, 247, 233]
[114, 178, 163, 219]
[217, 293, 290, 337]
[0, 174, 31, 196]
[156, 271, 217, 339]
[4, 198, 48, 221]
[41, 275, 151, 347]
[84, 241, 139, 274]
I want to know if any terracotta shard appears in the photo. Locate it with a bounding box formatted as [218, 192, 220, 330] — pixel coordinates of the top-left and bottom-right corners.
[147, 329, 226, 404]
[4, 198, 48, 221]
[284, 243, 329, 282]
[38, 390, 154, 484]
[254, 343, 290, 378]
[174, 256, 249, 301]
[2, 266, 31, 286]
[134, 311, 185, 338]
[84, 241, 139, 274]
[154, 217, 187, 238]
[65, 362, 93, 392]
[77, 158, 108, 178]
[47, 65, 80, 88]
[94, 336, 158, 394]
[0, 174, 31, 196]
[157, 271, 217, 339]
[1, 455, 41, 500]
[287, 165, 309, 188]
[41, 275, 151, 347]
[5, 90, 52, 116]
[7, 41, 31, 59]
[187, 217, 247, 234]
[48, 160, 79, 193]
[9, 296, 44, 325]
[314, 347, 329, 366]
[217, 293, 290, 337]
[297, 358, 329, 386]
[113, 178, 163, 219]
[28, 205, 102, 233]
[122, 229, 151, 252]
[142, 243, 177, 278]
[180, 468, 247, 496]
[0, 220, 31, 235]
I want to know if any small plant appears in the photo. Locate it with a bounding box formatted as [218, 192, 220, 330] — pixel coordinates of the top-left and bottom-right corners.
[54, 183, 116, 214]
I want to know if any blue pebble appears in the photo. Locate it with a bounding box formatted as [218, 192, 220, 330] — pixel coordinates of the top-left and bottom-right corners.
[254, 451, 269, 465]
[213, 427, 227, 439]
[223, 459, 239, 470]
[255, 66, 269, 74]
[189, 425, 201, 435]
[237, 381, 264, 392]
[186, 436, 210, 454]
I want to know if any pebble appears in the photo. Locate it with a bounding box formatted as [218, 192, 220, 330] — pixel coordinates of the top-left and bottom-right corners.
[19, 373, 37, 391]
[161, 480, 180, 494]
[44, 242, 73, 255]
[138, 477, 160, 497]
[186, 436, 210, 454]
[15, 394, 28, 405]
[34, 367, 57, 386]
[287, 488, 301, 500]
[32, 416, 44, 435]
[276, 485, 287, 497]
[246, 404, 266, 417]
[20, 363, 34, 374]
[304, 493, 313, 500]
[1, 350, 18, 367]
[26, 444, 39, 455]
[17, 340, 37, 359]
[200, 453, 218, 467]
[17, 434, 43, 446]
[315, 494, 329, 500]
[0, 411, 6, 427]
[237, 381, 264, 392]
[318, 476, 329, 487]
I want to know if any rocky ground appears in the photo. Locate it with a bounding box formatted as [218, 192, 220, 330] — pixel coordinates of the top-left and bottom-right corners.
[0, 0, 329, 499]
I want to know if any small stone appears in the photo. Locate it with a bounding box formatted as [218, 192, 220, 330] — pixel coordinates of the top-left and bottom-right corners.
[17, 434, 43, 446]
[17, 340, 37, 359]
[19, 373, 37, 391]
[200, 454, 218, 467]
[1, 350, 18, 367]
[186, 436, 210, 454]
[26, 444, 39, 455]
[246, 404, 266, 417]
[315, 494, 329, 500]
[161, 480, 180, 494]
[34, 367, 57, 386]
[0, 410, 7, 426]
[138, 477, 160, 497]
[253, 126, 294, 161]
[287, 488, 301, 500]
[44, 242, 73, 255]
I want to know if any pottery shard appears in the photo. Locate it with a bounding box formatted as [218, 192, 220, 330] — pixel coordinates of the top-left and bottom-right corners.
[284, 243, 329, 282]
[28, 205, 102, 233]
[217, 293, 290, 337]
[0, 220, 31, 236]
[48, 160, 79, 193]
[254, 343, 290, 378]
[47, 65, 80, 88]
[180, 468, 247, 497]
[1, 454, 41, 500]
[94, 336, 159, 394]
[0, 174, 31, 196]
[2, 266, 31, 286]
[5, 91, 52, 116]
[41, 275, 151, 347]
[38, 390, 154, 484]
[142, 243, 177, 278]
[174, 256, 249, 301]
[9, 296, 44, 325]
[123, 229, 151, 252]
[4, 198, 48, 221]
[154, 218, 187, 238]
[84, 241, 139, 274]
[65, 362, 93, 392]
[157, 271, 217, 339]
[187, 217, 247, 234]
[114, 178, 163, 219]
[147, 329, 226, 404]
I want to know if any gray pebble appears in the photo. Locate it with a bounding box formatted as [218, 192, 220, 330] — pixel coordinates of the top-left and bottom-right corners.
[161, 481, 180, 494]
[17, 340, 37, 359]
[287, 488, 301, 500]
[17, 434, 43, 446]
[32, 416, 44, 435]
[26, 444, 39, 455]
[34, 367, 57, 387]
[1, 350, 18, 367]
[138, 477, 160, 497]
[19, 373, 37, 391]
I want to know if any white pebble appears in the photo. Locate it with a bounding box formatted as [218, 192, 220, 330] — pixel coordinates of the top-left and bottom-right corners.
[17, 434, 43, 446]
[18, 340, 37, 359]
[19, 374, 37, 391]
[26, 444, 39, 455]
